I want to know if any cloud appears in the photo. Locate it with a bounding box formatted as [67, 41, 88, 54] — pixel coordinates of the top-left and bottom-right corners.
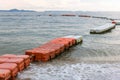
[0, 0, 120, 11]
[0, 0, 33, 9]
[23, 0, 82, 11]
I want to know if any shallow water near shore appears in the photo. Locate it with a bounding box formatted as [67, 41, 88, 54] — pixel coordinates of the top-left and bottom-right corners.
[17, 62, 120, 80]
[0, 12, 120, 80]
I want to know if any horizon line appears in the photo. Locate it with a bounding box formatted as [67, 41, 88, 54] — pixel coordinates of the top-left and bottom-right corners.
[0, 9, 120, 12]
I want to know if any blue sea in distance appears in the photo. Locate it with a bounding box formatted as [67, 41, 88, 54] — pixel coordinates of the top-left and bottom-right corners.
[0, 12, 120, 80]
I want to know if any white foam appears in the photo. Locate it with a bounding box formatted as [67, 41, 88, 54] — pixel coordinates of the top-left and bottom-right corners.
[18, 63, 120, 80]
[63, 35, 83, 43]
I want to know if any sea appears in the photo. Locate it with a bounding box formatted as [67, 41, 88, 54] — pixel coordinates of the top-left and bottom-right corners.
[0, 12, 120, 80]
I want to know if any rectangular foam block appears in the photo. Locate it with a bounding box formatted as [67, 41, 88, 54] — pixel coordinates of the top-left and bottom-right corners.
[25, 43, 65, 61]
[0, 69, 11, 80]
[50, 38, 70, 49]
[1, 54, 31, 68]
[1, 54, 17, 58]
[6, 58, 24, 72]
[16, 55, 31, 68]
[25, 35, 82, 62]
[0, 58, 9, 64]
[0, 57, 24, 72]
[0, 63, 18, 78]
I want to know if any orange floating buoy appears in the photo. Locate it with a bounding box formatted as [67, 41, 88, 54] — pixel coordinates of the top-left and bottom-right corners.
[26, 43, 63, 61]
[6, 58, 25, 72]
[16, 55, 31, 68]
[25, 50, 41, 61]
[0, 57, 24, 72]
[0, 63, 18, 78]
[60, 38, 75, 46]
[1, 54, 17, 58]
[50, 39, 69, 49]
[112, 21, 116, 24]
[1, 54, 31, 68]
[0, 58, 9, 64]
[59, 46, 65, 53]
[41, 51, 51, 62]
[25, 36, 82, 62]
[39, 43, 63, 57]
[0, 35, 83, 80]
[25, 38, 70, 62]
[0, 69, 11, 80]
[25, 50, 35, 62]
[34, 49, 51, 62]
[47, 49, 55, 59]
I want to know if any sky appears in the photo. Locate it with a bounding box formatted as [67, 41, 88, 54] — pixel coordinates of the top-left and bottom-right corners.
[0, 0, 120, 11]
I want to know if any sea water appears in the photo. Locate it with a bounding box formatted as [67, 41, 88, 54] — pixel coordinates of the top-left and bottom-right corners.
[0, 12, 120, 80]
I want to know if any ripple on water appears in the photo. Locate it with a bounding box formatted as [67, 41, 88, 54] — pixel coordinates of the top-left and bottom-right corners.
[17, 63, 120, 80]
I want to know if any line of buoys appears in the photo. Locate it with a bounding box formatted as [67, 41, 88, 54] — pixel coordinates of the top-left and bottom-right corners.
[90, 23, 116, 34]
[0, 35, 83, 80]
[47, 14, 120, 25]
[0, 54, 31, 80]
[61, 14, 76, 16]
[78, 15, 91, 18]
[25, 35, 82, 62]
[0, 13, 120, 80]
[91, 16, 110, 20]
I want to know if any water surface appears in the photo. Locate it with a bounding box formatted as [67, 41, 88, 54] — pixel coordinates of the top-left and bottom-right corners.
[0, 12, 120, 80]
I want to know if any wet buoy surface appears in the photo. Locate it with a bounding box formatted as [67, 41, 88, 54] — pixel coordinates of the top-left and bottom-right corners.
[25, 35, 83, 62]
[0, 35, 82, 80]
[90, 23, 116, 34]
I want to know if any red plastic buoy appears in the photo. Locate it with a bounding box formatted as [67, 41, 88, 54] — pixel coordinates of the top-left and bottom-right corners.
[112, 21, 116, 24]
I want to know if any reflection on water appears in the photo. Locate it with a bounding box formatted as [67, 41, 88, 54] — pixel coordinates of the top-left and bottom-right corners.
[0, 12, 120, 80]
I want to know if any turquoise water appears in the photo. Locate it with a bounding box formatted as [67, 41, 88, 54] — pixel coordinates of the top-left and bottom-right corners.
[0, 12, 120, 80]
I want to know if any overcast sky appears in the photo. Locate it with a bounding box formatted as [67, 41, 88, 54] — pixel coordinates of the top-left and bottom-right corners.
[0, 0, 120, 11]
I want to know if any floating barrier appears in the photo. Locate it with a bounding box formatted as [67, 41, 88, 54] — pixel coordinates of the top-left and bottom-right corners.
[1, 54, 31, 68]
[0, 57, 24, 71]
[0, 69, 11, 80]
[16, 55, 31, 67]
[26, 43, 65, 62]
[91, 16, 109, 20]
[112, 20, 120, 25]
[79, 15, 91, 18]
[0, 63, 18, 78]
[49, 14, 52, 16]
[0, 54, 31, 80]
[26, 35, 83, 62]
[61, 14, 76, 16]
[90, 23, 116, 34]
[6, 58, 24, 71]
[0, 36, 82, 79]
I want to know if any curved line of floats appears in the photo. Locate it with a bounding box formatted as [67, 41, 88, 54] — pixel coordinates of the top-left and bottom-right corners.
[0, 35, 83, 80]
[49, 14, 120, 21]
[0, 14, 119, 80]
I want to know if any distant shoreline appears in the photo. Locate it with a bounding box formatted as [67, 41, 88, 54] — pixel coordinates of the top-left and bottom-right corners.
[0, 9, 36, 12]
[0, 9, 120, 12]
